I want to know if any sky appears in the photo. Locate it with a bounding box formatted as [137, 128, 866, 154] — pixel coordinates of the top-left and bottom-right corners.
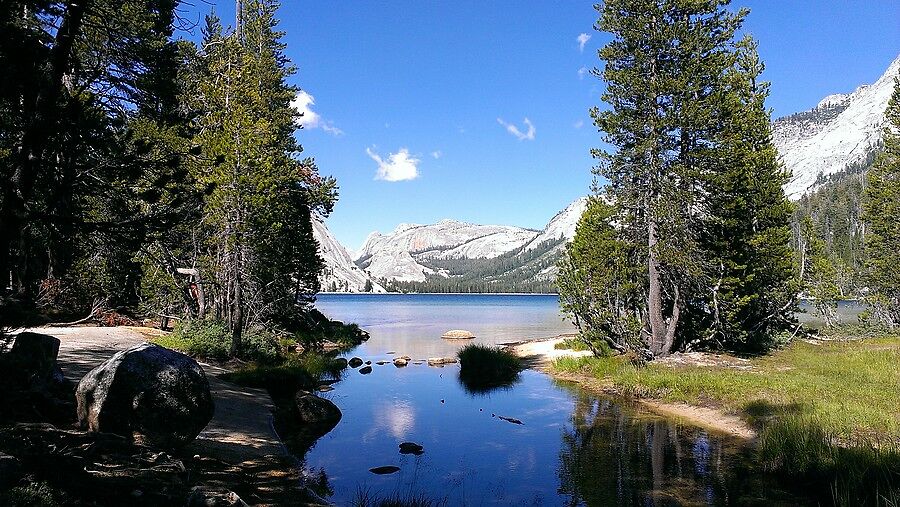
[179, 1, 900, 251]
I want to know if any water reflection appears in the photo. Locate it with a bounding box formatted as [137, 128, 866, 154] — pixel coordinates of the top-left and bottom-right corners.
[457, 368, 521, 395]
[556, 390, 798, 506]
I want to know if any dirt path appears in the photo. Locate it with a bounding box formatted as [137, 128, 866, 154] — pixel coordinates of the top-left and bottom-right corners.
[30, 326, 285, 463]
[510, 335, 757, 440]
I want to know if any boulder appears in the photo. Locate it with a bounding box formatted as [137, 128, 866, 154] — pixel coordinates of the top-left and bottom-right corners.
[0, 452, 22, 490]
[359, 365, 373, 375]
[76, 343, 214, 448]
[334, 358, 349, 368]
[8, 332, 60, 383]
[393, 358, 408, 367]
[441, 330, 475, 340]
[348, 357, 363, 368]
[294, 391, 342, 431]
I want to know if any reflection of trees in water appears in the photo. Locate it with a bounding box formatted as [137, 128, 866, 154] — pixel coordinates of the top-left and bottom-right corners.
[557, 393, 751, 506]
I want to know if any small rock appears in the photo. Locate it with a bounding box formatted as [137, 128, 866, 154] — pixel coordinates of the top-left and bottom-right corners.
[441, 329, 475, 340]
[376, 361, 390, 365]
[348, 357, 363, 368]
[359, 366, 373, 375]
[317, 385, 334, 392]
[427, 357, 457, 366]
[498, 415, 524, 425]
[398, 442, 424, 455]
[334, 358, 349, 368]
[365, 360, 372, 365]
[393, 358, 408, 367]
[386, 351, 396, 355]
[369, 465, 400, 475]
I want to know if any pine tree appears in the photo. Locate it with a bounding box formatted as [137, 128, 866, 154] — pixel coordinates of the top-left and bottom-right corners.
[863, 75, 900, 327]
[697, 38, 799, 351]
[589, 0, 746, 358]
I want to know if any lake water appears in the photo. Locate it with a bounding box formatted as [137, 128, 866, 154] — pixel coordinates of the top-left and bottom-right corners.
[303, 294, 802, 505]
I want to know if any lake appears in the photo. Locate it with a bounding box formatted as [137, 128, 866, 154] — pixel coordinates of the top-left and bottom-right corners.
[302, 294, 802, 505]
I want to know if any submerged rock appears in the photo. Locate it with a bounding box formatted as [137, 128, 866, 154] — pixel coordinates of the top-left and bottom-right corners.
[376, 360, 390, 365]
[441, 330, 475, 340]
[369, 465, 400, 475]
[76, 343, 214, 448]
[359, 365, 373, 375]
[348, 357, 363, 368]
[398, 442, 424, 455]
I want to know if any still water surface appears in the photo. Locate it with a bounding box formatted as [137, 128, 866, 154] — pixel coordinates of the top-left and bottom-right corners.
[304, 294, 801, 505]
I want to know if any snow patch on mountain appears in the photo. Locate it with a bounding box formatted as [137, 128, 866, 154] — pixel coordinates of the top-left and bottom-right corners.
[775, 54, 899, 199]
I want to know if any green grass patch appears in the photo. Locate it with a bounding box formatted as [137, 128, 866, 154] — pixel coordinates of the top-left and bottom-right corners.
[552, 335, 900, 440]
[221, 353, 347, 398]
[552, 333, 900, 505]
[153, 319, 281, 363]
[554, 337, 592, 352]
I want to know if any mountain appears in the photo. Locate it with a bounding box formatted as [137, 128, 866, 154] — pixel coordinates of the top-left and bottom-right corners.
[312, 216, 385, 293]
[358, 198, 588, 292]
[774, 54, 899, 199]
[353, 221, 540, 283]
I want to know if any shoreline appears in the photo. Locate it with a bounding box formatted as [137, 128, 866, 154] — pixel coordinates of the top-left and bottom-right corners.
[507, 335, 758, 441]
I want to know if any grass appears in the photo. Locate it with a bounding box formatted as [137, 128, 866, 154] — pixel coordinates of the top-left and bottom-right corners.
[457, 344, 523, 394]
[554, 337, 592, 352]
[552, 335, 900, 439]
[221, 353, 347, 398]
[552, 332, 900, 505]
[351, 488, 447, 507]
[153, 319, 281, 363]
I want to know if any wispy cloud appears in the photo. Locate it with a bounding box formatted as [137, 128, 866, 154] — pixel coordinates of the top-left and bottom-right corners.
[367, 147, 420, 181]
[577, 33, 591, 52]
[431, 150, 442, 159]
[577, 66, 589, 79]
[291, 90, 343, 136]
[573, 120, 584, 129]
[497, 117, 536, 141]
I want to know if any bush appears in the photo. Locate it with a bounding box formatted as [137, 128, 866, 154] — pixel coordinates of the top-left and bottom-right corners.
[222, 353, 347, 397]
[155, 319, 281, 363]
[0, 481, 65, 507]
[457, 344, 522, 394]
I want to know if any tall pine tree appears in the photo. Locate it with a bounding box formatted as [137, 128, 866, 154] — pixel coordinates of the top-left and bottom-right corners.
[863, 74, 900, 327]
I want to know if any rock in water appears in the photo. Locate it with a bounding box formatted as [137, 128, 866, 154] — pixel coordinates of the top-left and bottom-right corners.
[393, 357, 408, 367]
[348, 357, 364, 368]
[369, 465, 400, 475]
[441, 329, 475, 340]
[398, 442, 424, 455]
[76, 343, 214, 448]
[359, 365, 373, 375]
[426, 357, 458, 366]
[294, 391, 342, 430]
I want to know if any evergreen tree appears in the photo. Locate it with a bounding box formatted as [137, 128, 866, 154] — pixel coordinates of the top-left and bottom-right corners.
[564, 1, 797, 358]
[696, 38, 798, 351]
[863, 75, 900, 327]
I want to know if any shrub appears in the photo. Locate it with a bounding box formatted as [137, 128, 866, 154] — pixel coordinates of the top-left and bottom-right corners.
[0, 481, 65, 507]
[156, 319, 282, 363]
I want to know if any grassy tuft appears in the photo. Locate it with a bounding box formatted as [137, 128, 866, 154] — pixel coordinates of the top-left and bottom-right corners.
[457, 344, 522, 394]
[554, 337, 592, 352]
[222, 353, 346, 397]
[351, 487, 447, 507]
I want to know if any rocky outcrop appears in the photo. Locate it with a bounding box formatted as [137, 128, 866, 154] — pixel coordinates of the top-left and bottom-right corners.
[76, 343, 214, 448]
[186, 486, 249, 507]
[427, 357, 458, 366]
[7, 332, 60, 384]
[441, 329, 475, 340]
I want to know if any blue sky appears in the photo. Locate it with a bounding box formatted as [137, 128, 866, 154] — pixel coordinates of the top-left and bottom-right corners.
[181, 1, 899, 251]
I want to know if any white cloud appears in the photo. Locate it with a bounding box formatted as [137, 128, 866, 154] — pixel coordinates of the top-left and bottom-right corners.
[367, 147, 420, 181]
[291, 90, 343, 136]
[497, 117, 536, 141]
[577, 33, 591, 52]
[578, 66, 589, 79]
[431, 150, 442, 159]
[574, 120, 584, 129]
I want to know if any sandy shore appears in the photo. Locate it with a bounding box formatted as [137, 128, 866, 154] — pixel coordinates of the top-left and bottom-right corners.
[509, 335, 757, 440]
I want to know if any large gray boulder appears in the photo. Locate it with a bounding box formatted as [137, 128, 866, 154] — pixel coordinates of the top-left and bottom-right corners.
[76, 343, 214, 448]
[8, 332, 60, 384]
